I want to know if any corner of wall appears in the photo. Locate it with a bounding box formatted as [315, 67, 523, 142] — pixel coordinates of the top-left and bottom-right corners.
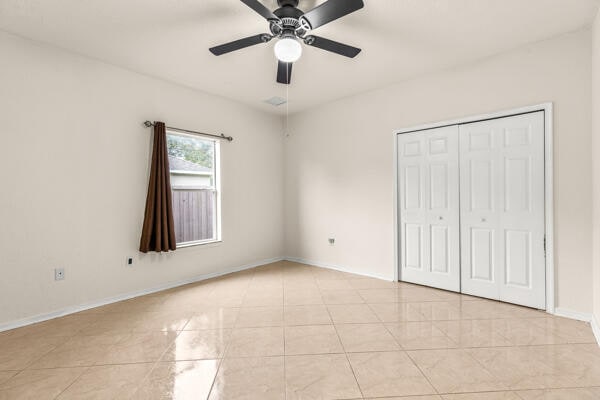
[592, 8, 600, 343]
[592, 314, 600, 347]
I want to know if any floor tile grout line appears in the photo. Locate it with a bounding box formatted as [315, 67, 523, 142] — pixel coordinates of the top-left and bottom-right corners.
[437, 387, 600, 395]
[205, 268, 255, 400]
[27, 360, 198, 370]
[55, 324, 190, 398]
[366, 300, 430, 325]
[514, 391, 527, 399]
[4, 337, 590, 364]
[7, 328, 592, 368]
[90, 326, 188, 399]
[438, 345, 509, 393]
[397, 342, 598, 352]
[51, 365, 92, 400]
[360, 387, 600, 397]
[16, 331, 82, 372]
[411, 319, 461, 349]
[208, 341, 600, 360]
[379, 319, 441, 397]
[70, 308, 551, 321]
[325, 303, 366, 399]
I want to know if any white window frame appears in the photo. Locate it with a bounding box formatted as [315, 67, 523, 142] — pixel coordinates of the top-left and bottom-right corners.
[167, 130, 222, 248]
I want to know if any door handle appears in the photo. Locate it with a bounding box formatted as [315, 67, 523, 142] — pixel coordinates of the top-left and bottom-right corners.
[481, 217, 487, 223]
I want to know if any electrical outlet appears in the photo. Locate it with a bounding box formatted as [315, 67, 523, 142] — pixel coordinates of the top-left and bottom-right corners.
[54, 268, 65, 281]
[126, 256, 134, 267]
[328, 238, 335, 245]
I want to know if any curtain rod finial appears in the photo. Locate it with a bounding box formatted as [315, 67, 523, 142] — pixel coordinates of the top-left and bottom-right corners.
[143, 121, 154, 128]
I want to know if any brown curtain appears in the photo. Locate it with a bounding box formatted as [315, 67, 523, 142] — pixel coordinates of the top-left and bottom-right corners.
[139, 122, 176, 253]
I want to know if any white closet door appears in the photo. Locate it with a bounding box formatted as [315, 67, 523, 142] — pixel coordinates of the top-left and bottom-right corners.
[398, 126, 460, 292]
[459, 111, 545, 309]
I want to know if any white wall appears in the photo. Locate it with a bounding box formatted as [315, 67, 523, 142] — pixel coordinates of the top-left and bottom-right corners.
[285, 30, 593, 314]
[592, 11, 600, 327]
[0, 32, 284, 327]
[1, 25, 596, 327]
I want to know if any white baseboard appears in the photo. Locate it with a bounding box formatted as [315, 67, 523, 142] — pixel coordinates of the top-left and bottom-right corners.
[284, 256, 393, 281]
[552, 307, 593, 322]
[591, 315, 600, 347]
[0, 256, 284, 333]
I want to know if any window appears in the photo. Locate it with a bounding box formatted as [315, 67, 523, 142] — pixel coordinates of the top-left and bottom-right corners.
[167, 130, 221, 246]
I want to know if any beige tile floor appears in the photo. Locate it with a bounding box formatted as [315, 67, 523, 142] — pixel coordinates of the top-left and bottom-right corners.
[0, 261, 599, 399]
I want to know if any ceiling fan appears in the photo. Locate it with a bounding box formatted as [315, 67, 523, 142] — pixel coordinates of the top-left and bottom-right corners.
[209, 0, 364, 84]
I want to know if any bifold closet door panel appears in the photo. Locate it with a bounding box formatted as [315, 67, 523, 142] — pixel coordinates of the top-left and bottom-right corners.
[459, 111, 546, 309]
[398, 126, 460, 292]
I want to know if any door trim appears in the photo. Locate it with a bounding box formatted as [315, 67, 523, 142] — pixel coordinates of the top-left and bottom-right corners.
[392, 102, 554, 313]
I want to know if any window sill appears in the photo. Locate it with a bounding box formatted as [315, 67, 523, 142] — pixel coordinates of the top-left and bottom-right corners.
[177, 240, 222, 249]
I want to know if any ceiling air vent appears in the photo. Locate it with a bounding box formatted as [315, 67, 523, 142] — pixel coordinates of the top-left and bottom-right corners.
[264, 96, 287, 106]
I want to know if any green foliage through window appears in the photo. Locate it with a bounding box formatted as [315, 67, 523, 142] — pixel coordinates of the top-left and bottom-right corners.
[167, 134, 214, 169]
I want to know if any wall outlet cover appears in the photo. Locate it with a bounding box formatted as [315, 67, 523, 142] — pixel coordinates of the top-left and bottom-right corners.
[54, 268, 65, 281]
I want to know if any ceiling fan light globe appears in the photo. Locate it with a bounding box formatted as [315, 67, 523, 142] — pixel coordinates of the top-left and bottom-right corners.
[274, 38, 302, 62]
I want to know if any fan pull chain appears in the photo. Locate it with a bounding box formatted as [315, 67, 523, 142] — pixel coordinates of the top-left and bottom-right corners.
[286, 67, 290, 136]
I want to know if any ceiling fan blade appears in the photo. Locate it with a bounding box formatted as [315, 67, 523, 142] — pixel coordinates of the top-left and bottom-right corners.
[209, 34, 272, 56]
[277, 61, 293, 84]
[240, 0, 280, 21]
[300, 0, 364, 30]
[304, 35, 361, 58]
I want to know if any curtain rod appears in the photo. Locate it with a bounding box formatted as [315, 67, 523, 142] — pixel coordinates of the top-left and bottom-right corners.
[143, 121, 233, 142]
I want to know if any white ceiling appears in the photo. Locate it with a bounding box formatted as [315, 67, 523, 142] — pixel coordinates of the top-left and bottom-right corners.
[0, 0, 598, 114]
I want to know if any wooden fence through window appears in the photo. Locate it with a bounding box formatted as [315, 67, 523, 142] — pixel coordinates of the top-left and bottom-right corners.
[171, 189, 215, 243]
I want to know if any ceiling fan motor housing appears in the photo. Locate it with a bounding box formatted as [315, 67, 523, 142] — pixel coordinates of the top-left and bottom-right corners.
[277, 0, 299, 7]
[271, 2, 308, 38]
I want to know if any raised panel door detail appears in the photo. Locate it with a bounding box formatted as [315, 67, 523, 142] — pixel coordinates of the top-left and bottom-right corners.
[505, 230, 531, 288]
[504, 127, 531, 147]
[469, 131, 492, 151]
[405, 224, 422, 270]
[470, 159, 493, 211]
[404, 141, 421, 156]
[431, 226, 449, 273]
[404, 166, 421, 209]
[429, 138, 448, 155]
[470, 228, 494, 281]
[430, 163, 448, 210]
[505, 157, 531, 212]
